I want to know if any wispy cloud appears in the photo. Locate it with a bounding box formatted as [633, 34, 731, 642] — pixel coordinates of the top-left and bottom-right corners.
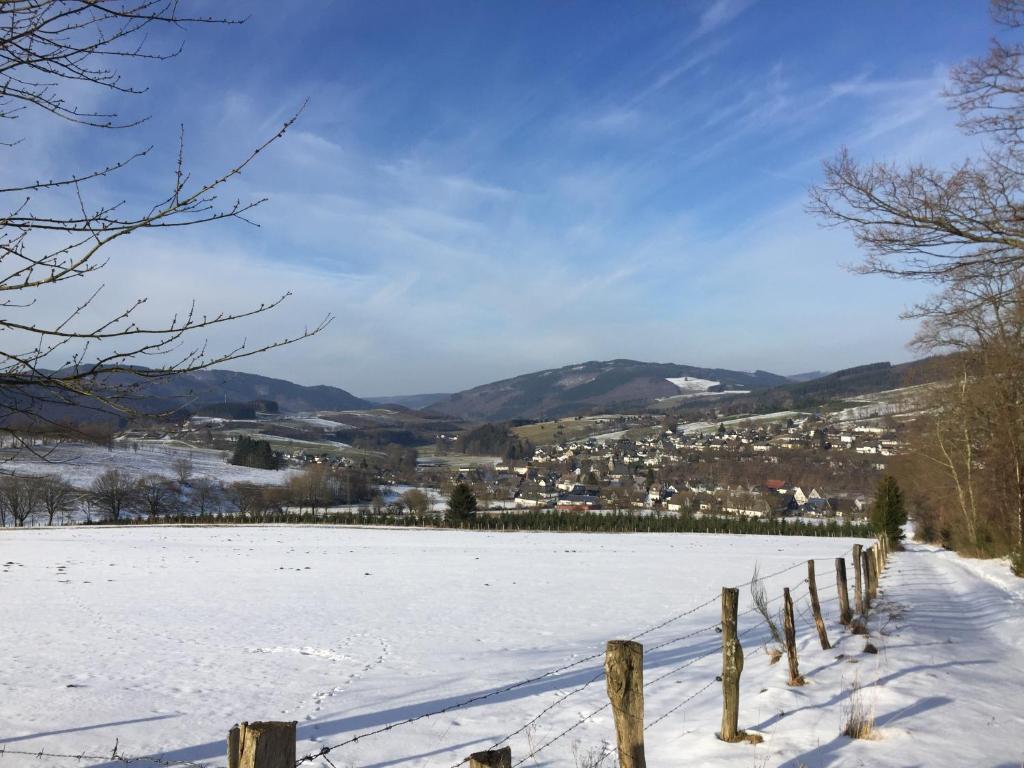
[9, 1, 990, 393]
[692, 0, 758, 38]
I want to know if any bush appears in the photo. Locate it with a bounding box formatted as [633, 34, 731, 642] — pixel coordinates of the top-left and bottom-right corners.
[1011, 548, 1024, 577]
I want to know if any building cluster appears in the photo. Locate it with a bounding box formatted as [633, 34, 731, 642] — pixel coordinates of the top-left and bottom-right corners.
[456, 416, 900, 520]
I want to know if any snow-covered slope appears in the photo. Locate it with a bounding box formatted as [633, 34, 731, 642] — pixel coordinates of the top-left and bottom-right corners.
[0, 529, 1020, 767]
[665, 376, 719, 392]
[1, 441, 296, 488]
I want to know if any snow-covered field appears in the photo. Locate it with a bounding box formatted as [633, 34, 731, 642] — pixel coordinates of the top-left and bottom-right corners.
[0, 442, 297, 488]
[0, 527, 1020, 767]
[677, 410, 804, 435]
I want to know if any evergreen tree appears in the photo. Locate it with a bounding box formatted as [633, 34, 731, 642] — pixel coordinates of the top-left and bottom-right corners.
[447, 482, 477, 523]
[871, 475, 907, 543]
[230, 436, 281, 470]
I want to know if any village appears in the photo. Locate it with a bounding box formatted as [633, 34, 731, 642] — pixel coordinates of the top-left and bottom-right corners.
[266, 411, 902, 524]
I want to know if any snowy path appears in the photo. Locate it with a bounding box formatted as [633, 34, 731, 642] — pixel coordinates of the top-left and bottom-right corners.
[753, 542, 1024, 767]
[845, 543, 1024, 766]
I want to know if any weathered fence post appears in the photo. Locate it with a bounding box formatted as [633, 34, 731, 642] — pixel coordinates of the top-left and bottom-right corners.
[228, 722, 295, 768]
[228, 726, 240, 768]
[807, 560, 831, 650]
[852, 543, 864, 615]
[835, 556, 852, 626]
[468, 747, 512, 768]
[606, 640, 646, 768]
[718, 587, 743, 743]
[861, 548, 873, 610]
[782, 588, 805, 686]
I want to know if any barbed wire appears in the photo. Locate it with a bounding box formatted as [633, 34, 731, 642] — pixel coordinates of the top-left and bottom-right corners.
[644, 677, 718, 733]
[644, 644, 718, 690]
[296, 558, 810, 765]
[509, 698, 611, 768]
[446, 667, 608, 768]
[0, 741, 210, 768]
[443, 574, 807, 768]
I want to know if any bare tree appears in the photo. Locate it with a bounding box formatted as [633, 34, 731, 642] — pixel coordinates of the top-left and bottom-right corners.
[401, 488, 430, 515]
[809, 0, 1024, 569]
[0, 475, 41, 526]
[229, 482, 262, 517]
[135, 474, 175, 517]
[189, 476, 221, 515]
[0, 2, 330, 443]
[808, 1, 1024, 288]
[90, 468, 135, 521]
[173, 456, 194, 485]
[37, 474, 78, 525]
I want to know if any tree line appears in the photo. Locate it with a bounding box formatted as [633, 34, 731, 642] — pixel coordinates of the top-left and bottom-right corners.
[0, 463, 379, 525]
[99, 505, 866, 537]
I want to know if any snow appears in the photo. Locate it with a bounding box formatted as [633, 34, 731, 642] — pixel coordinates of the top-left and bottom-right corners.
[665, 376, 719, 392]
[381, 484, 448, 511]
[0, 441, 297, 488]
[677, 411, 803, 435]
[282, 416, 355, 430]
[590, 429, 628, 444]
[0, 528, 1020, 767]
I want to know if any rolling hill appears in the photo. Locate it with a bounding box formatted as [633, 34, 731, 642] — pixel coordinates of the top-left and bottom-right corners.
[428, 360, 790, 421]
[0, 367, 372, 427]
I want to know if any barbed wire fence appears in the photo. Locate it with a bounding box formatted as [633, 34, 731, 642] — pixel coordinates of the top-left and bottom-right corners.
[0, 539, 892, 768]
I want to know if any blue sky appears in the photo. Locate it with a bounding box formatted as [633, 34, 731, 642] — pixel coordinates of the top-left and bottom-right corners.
[18, 1, 998, 395]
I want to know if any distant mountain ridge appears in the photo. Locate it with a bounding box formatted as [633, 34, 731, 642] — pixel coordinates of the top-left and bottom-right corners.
[141, 369, 372, 413]
[787, 370, 830, 382]
[367, 392, 451, 410]
[427, 359, 790, 421]
[2, 367, 371, 427]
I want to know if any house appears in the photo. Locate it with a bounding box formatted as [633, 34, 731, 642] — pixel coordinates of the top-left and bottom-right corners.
[802, 497, 833, 517]
[666, 491, 691, 513]
[556, 489, 601, 512]
[773, 493, 798, 516]
[724, 497, 773, 518]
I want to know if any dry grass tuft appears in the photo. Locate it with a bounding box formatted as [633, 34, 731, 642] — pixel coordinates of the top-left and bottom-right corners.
[571, 739, 612, 768]
[842, 675, 877, 740]
[750, 564, 785, 658]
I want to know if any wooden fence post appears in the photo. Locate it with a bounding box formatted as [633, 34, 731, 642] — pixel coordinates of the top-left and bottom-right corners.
[807, 560, 831, 650]
[718, 587, 743, 743]
[606, 640, 646, 768]
[782, 588, 805, 686]
[835, 556, 852, 626]
[852, 543, 864, 616]
[228, 722, 295, 768]
[861, 548, 873, 610]
[228, 726, 240, 768]
[468, 747, 512, 768]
